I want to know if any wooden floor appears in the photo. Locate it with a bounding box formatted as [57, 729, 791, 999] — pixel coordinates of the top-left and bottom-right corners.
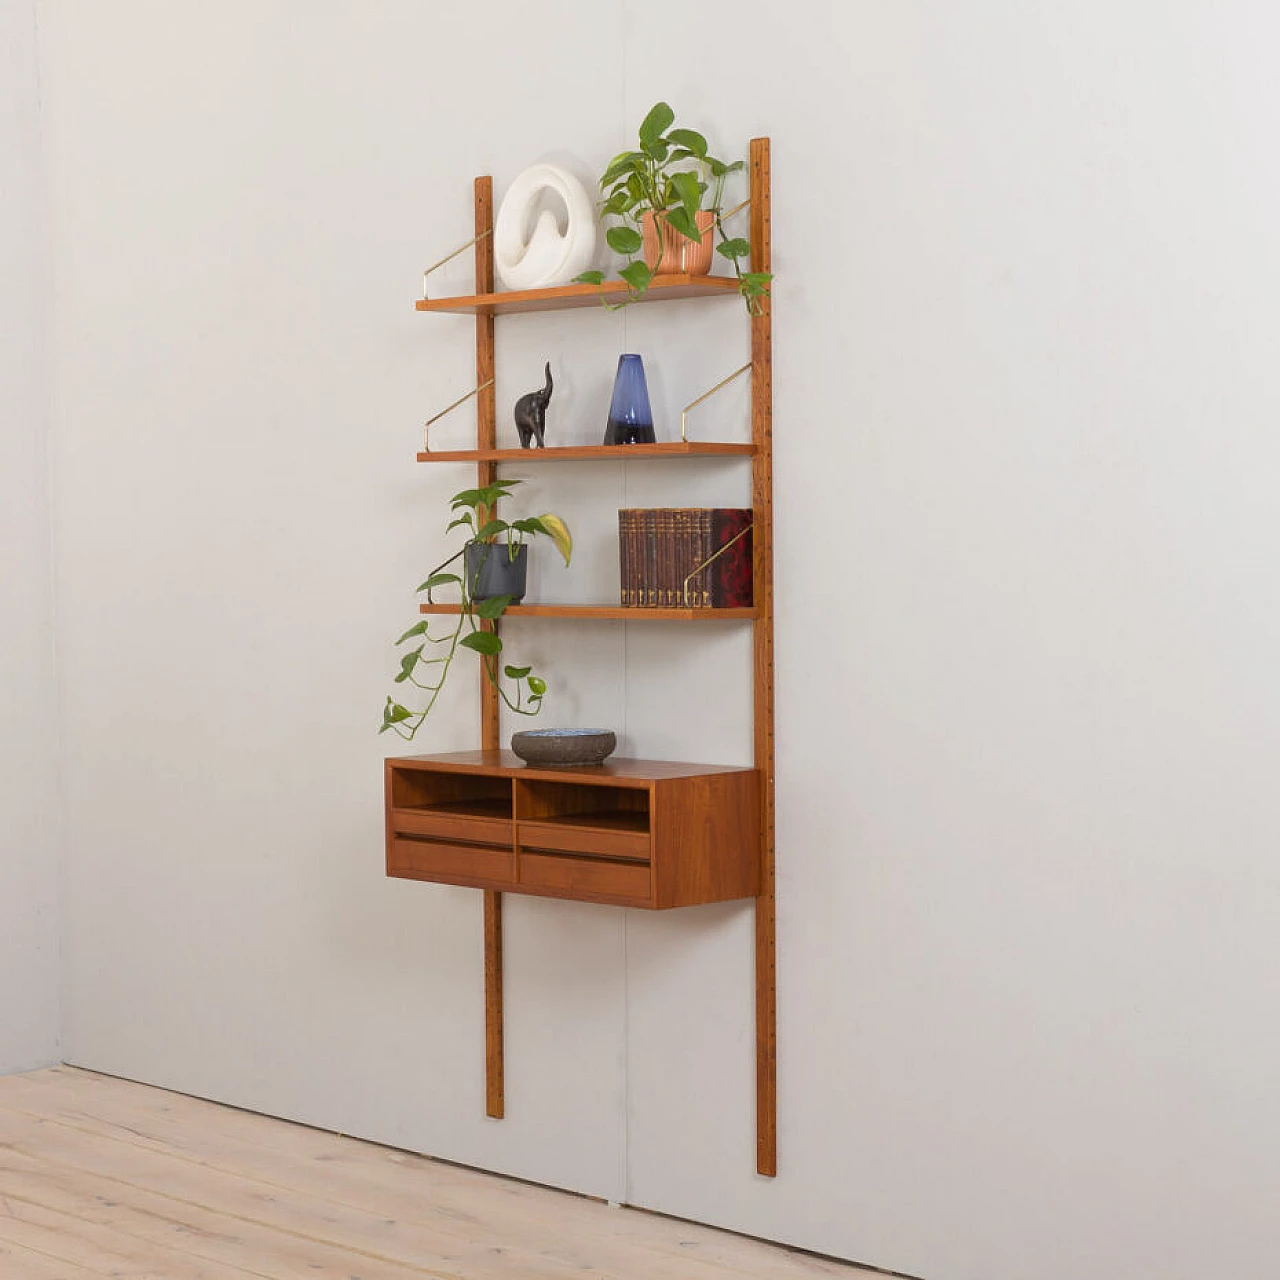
[0, 1066, 880, 1279]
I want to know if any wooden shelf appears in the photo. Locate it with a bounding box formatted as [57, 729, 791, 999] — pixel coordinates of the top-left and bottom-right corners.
[418, 602, 757, 621]
[417, 441, 754, 464]
[388, 138, 775, 1171]
[415, 274, 742, 316]
[525, 808, 648, 836]
[400, 796, 512, 821]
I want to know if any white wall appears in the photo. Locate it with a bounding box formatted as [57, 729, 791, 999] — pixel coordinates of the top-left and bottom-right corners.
[0, 0, 59, 1074]
[42, 3, 1280, 1279]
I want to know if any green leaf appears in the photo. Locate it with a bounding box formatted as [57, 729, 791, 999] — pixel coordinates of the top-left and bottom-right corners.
[619, 260, 652, 293]
[416, 572, 460, 593]
[670, 171, 702, 220]
[445, 514, 474, 535]
[527, 676, 547, 696]
[602, 190, 635, 217]
[396, 620, 430, 643]
[640, 137, 669, 163]
[638, 102, 675, 148]
[395, 646, 424, 682]
[504, 664, 532, 679]
[600, 150, 647, 187]
[716, 237, 751, 260]
[741, 271, 772, 289]
[473, 595, 511, 620]
[451, 479, 518, 509]
[474, 519, 507, 542]
[460, 631, 503, 656]
[667, 128, 707, 158]
[574, 270, 605, 285]
[381, 699, 413, 730]
[606, 225, 643, 256]
[664, 206, 701, 243]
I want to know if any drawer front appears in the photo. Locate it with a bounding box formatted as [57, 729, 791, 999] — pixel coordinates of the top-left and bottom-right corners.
[517, 820, 650, 862]
[388, 836, 513, 889]
[518, 852, 652, 906]
[391, 807, 511, 847]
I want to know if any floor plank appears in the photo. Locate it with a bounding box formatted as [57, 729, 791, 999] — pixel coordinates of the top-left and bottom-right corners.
[0, 1067, 879, 1280]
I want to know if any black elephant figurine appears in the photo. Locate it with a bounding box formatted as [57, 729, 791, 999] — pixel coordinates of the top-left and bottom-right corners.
[514, 362, 554, 448]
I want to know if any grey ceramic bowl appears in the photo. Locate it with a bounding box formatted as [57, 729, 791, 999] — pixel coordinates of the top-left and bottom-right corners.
[510, 728, 617, 767]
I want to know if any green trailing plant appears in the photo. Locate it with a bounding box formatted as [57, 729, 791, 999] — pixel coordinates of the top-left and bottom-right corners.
[574, 101, 771, 312]
[380, 479, 572, 740]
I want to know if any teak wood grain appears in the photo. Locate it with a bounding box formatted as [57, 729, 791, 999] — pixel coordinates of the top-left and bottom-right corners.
[385, 756, 759, 910]
[388, 836, 514, 891]
[518, 818, 651, 862]
[416, 441, 754, 463]
[474, 176, 504, 1121]
[420, 602, 757, 621]
[415, 273, 742, 314]
[519, 852, 652, 906]
[393, 750, 753, 781]
[391, 807, 511, 845]
[750, 136, 778, 1178]
[652, 771, 760, 909]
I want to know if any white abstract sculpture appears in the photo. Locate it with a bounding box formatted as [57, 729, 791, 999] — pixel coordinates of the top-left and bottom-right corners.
[494, 163, 597, 291]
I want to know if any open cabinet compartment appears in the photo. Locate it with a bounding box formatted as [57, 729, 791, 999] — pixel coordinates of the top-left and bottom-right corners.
[516, 776, 653, 907]
[516, 779, 651, 858]
[386, 763, 514, 889]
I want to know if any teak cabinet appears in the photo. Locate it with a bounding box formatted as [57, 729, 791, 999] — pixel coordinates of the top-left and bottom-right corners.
[386, 753, 759, 909]
[387, 137, 776, 1175]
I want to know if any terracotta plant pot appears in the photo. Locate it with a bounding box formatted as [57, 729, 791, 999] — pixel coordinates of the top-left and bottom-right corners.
[642, 210, 715, 276]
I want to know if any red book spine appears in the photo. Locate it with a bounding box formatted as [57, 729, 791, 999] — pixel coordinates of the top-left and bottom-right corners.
[709, 509, 753, 608]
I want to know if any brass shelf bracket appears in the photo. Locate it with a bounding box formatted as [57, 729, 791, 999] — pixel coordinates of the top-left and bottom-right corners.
[680, 363, 751, 443]
[682, 523, 753, 606]
[423, 378, 495, 451]
[422, 228, 493, 300]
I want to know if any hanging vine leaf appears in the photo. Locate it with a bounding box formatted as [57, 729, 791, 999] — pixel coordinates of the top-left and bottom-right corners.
[380, 477, 572, 739]
[460, 631, 503, 656]
[473, 595, 512, 620]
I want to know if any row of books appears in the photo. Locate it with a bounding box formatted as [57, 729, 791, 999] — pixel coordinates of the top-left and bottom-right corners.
[618, 508, 754, 609]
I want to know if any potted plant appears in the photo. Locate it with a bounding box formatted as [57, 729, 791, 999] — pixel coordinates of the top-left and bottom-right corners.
[380, 478, 572, 740]
[574, 102, 771, 312]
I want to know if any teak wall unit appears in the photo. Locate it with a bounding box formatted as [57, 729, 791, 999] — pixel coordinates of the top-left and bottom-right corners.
[387, 137, 775, 1176]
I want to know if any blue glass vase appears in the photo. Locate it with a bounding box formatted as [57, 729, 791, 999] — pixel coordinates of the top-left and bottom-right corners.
[603, 353, 656, 445]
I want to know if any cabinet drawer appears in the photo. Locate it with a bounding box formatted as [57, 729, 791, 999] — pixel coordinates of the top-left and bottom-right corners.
[519, 852, 651, 906]
[391, 806, 511, 847]
[388, 836, 513, 889]
[517, 820, 650, 862]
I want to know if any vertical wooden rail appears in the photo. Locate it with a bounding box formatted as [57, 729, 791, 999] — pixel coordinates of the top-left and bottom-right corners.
[475, 177, 505, 1120]
[749, 137, 777, 1178]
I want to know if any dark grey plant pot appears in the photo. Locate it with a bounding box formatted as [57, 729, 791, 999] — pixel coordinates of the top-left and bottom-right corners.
[465, 541, 527, 602]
